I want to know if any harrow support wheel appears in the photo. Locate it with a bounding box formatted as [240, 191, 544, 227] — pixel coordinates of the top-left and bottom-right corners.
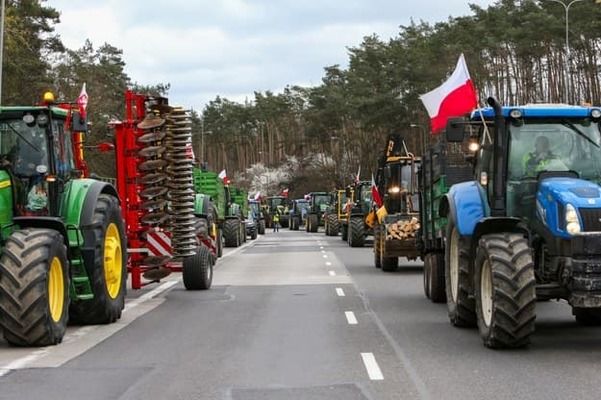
[183, 246, 214, 290]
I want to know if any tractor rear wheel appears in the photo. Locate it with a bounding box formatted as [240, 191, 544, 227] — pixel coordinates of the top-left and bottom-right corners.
[258, 220, 266, 235]
[475, 233, 536, 348]
[183, 246, 214, 290]
[0, 229, 69, 346]
[70, 194, 127, 325]
[216, 228, 223, 257]
[341, 223, 348, 241]
[445, 219, 476, 327]
[348, 217, 365, 247]
[326, 214, 339, 236]
[223, 219, 241, 247]
[428, 253, 446, 303]
[572, 308, 601, 326]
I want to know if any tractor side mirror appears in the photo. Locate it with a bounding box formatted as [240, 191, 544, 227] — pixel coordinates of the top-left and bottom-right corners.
[446, 117, 467, 142]
[71, 111, 88, 132]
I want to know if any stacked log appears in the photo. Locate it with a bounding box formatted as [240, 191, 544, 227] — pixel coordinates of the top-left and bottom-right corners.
[386, 217, 420, 240]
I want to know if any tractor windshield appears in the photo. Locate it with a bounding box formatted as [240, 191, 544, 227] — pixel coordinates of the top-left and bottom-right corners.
[360, 185, 372, 212]
[507, 119, 601, 219]
[313, 195, 330, 211]
[508, 119, 601, 181]
[0, 116, 49, 177]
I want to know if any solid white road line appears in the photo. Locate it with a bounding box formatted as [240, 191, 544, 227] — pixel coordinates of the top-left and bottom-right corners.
[345, 311, 358, 325]
[361, 352, 384, 381]
[329, 270, 336, 276]
[124, 279, 179, 312]
[336, 288, 345, 297]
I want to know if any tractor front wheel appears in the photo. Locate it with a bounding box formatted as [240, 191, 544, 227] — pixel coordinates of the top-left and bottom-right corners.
[258, 220, 266, 235]
[475, 233, 536, 348]
[0, 229, 70, 346]
[70, 194, 127, 325]
[428, 253, 446, 303]
[348, 217, 365, 247]
[183, 246, 214, 290]
[308, 214, 319, 233]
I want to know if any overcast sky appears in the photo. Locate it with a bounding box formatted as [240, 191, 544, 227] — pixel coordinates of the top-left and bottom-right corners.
[47, 0, 494, 110]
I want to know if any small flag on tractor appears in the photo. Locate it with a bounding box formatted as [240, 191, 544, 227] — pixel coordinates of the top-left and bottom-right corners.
[371, 173, 383, 208]
[77, 83, 89, 120]
[281, 188, 289, 198]
[218, 169, 227, 181]
[355, 166, 361, 184]
[254, 191, 261, 200]
[419, 54, 477, 134]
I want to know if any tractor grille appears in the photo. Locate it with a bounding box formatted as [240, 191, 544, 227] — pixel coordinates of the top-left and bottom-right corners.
[579, 208, 601, 232]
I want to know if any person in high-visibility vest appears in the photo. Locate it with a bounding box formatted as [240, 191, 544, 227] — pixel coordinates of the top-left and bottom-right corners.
[272, 212, 280, 232]
[523, 136, 557, 177]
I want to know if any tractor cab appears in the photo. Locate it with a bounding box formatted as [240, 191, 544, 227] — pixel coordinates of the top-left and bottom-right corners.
[0, 104, 81, 217]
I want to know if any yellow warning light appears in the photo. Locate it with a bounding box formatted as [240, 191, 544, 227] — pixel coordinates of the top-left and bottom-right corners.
[43, 91, 55, 104]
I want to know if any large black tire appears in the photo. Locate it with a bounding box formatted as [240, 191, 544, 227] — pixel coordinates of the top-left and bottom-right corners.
[429, 253, 446, 303]
[573, 308, 601, 325]
[325, 214, 338, 236]
[241, 223, 247, 243]
[258, 220, 266, 235]
[183, 246, 214, 290]
[251, 227, 258, 240]
[341, 223, 348, 241]
[293, 218, 300, 230]
[423, 254, 432, 299]
[223, 219, 241, 247]
[475, 233, 536, 348]
[0, 229, 69, 346]
[374, 229, 382, 269]
[307, 214, 319, 233]
[445, 219, 477, 327]
[348, 217, 365, 247]
[381, 256, 399, 272]
[70, 194, 127, 325]
[281, 217, 289, 229]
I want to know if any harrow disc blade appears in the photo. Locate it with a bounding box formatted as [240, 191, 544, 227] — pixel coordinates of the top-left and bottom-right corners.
[139, 159, 167, 172]
[138, 145, 166, 158]
[143, 266, 172, 281]
[137, 130, 166, 144]
[140, 186, 168, 200]
[137, 115, 165, 130]
[139, 172, 168, 185]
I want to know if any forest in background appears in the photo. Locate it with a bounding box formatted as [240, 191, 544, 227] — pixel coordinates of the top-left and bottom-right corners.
[4, 1, 601, 196]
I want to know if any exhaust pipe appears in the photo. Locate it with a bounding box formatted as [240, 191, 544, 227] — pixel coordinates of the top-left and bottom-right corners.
[486, 96, 506, 216]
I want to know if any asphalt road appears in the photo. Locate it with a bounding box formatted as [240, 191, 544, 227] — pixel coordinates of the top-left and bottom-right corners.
[1, 228, 601, 399]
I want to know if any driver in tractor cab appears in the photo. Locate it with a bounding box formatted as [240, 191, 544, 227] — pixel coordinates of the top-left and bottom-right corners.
[523, 136, 557, 176]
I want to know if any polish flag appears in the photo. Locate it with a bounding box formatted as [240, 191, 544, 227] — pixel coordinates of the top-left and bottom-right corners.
[254, 192, 261, 200]
[218, 169, 227, 181]
[77, 83, 88, 120]
[371, 174, 383, 208]
[419, 54, 477, 134]
[281, 188, 289, 198]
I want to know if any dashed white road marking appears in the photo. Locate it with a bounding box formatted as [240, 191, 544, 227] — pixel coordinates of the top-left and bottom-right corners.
[322, 255, 328, 259]
[321, 250, 326, 253]
[329, 270, 336, 276]
[345, 311, 358, 325]
[336, 288, 345, 297]
[325, 261, 332, 266]
[361, 352, 384, 381]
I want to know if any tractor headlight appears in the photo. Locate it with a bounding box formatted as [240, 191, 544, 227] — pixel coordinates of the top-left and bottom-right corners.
[565, 203, 581, 235]
[388, 186, 401, 194]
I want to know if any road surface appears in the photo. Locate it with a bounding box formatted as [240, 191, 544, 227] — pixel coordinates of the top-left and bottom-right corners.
[1, 229, 601, 400]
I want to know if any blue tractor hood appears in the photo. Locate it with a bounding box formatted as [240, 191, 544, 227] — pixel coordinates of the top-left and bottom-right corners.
[539, 178, 601, 208]
[537, 177, 601, 238]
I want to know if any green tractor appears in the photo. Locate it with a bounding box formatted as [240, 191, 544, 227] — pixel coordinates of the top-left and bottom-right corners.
[343, 181, 373, 247]
[305, 191, 330, 233]
[0, 97, 127, 346]
[265, 195, 287, 228]
[229, 187, 249, 242]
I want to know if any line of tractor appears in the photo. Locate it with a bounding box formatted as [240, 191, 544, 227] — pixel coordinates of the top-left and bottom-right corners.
[295, 98, 601, 349]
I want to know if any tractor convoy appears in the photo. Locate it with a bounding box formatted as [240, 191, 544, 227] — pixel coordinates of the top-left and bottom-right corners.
[3, 87, 601, 352]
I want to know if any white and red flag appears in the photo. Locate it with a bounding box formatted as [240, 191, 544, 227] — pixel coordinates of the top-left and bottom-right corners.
[218, 169, 227, 181]
[419, 54, 477, 134]
[281, 188, 289, 198]
[371, 174, 383, 208]
[254, 192, 261, 200]
[77, 83, 89, 120]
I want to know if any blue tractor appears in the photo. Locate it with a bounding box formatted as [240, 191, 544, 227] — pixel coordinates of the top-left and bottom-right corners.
[440, 97, 601, 348]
